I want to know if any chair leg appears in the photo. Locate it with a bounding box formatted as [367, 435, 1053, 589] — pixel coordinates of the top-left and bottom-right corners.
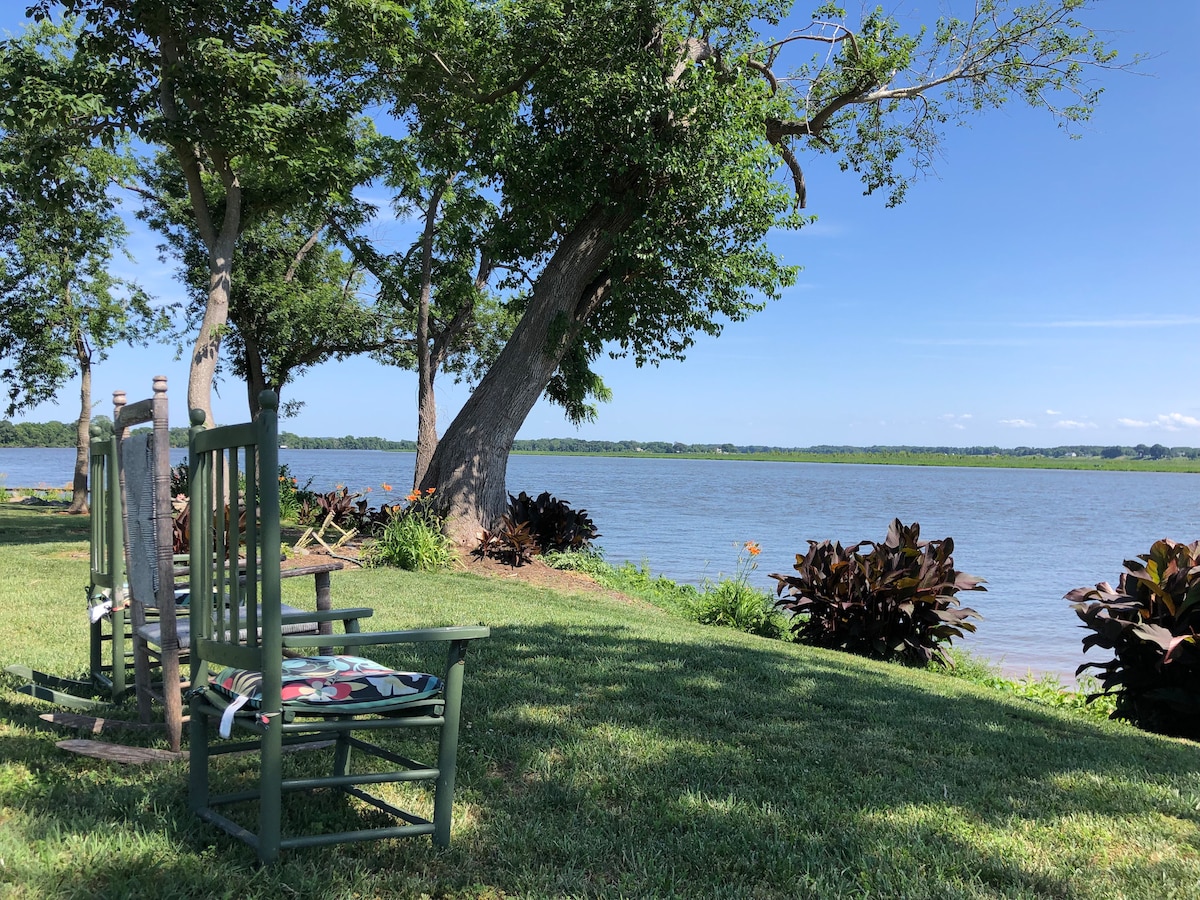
[161, 650, 184, 753]
[258, 715, 285, 865]
[188, 699, 210, 813]
[433, 644, 468, 848]
[110, 607, 127, 699]
[332, 729, 353, 778]
[132, 632, 155, 725]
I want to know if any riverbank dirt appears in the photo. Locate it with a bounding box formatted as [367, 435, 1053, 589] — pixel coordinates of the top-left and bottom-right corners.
[282, 526, 638, 606]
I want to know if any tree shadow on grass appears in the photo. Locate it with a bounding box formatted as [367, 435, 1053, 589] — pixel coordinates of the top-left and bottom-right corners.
[0, 502, 89, 546]
[3, 618, 1200, 898]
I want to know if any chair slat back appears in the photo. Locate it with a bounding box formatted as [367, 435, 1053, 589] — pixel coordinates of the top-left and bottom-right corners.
[188, 393, 282, 692]
[88, 421, 124, 599]
[113, 376, 174, 619]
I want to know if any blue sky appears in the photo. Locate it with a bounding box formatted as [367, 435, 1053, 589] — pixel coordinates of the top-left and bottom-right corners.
[4, 0, 1198, 447]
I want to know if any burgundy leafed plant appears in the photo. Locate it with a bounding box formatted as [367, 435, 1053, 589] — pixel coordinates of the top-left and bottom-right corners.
[1066, 538, 1200, 739]
[771, 519, 986, 667]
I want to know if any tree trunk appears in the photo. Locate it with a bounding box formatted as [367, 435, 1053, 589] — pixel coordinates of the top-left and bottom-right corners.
[413, 183, 443, 489]
[187, 237, 236, 426]
[420, 203, 633, 545]
[414, 373, 438, 489]
[243, 333, 269, 420]
[67, 330, 91, 515]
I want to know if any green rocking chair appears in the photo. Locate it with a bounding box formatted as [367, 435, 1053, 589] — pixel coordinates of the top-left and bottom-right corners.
[186, 392, 489, 864]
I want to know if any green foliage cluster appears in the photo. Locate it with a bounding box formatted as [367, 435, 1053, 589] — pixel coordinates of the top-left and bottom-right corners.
[1068, 539, 1200, 739]
[773, 519, 986, 667]
[690, 541, 790, 640]
[934, 649, 1117, 724]
[362, 490, 455, 572]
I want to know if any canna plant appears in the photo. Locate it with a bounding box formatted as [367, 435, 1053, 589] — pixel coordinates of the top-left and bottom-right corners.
[771, 519, 985, 667]
[1066, 538, 1200, 739]
[506, 490, 600, 554]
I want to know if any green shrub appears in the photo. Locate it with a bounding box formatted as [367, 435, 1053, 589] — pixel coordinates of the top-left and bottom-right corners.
[691, 580, 789, 639]
[542, 547, 611, 579]
[363, 505, 456, 571]
[935, 649, 1117, 723]
[1067, 538, 1200, 739]
[277, 464, 313, 523]
[772, 519, 986, 667]
[687, 541, 790, 639]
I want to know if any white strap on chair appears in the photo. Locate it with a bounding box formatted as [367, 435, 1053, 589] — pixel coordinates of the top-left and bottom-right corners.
[219, 694, 251, 739]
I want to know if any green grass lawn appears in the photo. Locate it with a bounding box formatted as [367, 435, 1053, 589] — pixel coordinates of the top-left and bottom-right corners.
[2, 503, 1199, 899]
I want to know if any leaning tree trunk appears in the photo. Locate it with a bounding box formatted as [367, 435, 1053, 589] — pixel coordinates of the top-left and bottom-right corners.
[419, 204, 634, 545]
[67, 330, 91, 515]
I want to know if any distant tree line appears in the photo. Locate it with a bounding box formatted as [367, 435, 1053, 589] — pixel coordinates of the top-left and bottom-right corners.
[3, 419, 1197, 461]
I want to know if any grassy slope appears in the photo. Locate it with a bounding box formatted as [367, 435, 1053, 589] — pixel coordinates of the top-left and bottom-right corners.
[1, 504, 1198, 899]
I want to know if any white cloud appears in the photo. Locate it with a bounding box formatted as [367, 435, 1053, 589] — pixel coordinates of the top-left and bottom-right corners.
[952, 423, 966, 430]
[1045, 409, 1062, 416]
[1000, 419, 1036, 428]
[1160, 413, 1200, 428]
[1053, 420, 1097, 430]
[1118, 413, 1200, 431]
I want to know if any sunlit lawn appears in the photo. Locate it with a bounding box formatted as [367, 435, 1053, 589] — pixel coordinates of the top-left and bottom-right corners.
[2, 503, 1199, 899]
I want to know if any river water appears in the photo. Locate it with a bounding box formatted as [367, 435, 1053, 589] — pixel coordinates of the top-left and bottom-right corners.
[5, 447, 1198, 681]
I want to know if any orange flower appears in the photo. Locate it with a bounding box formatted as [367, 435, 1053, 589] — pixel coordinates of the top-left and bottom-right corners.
[744, 541, 761, 557]
[381, 482, 393, 492]
[406, 491, 421, 503]
[425, 487, 436, 494]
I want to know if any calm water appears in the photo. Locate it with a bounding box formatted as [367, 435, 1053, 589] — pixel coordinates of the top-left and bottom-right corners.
[6, 447, 1198, 681]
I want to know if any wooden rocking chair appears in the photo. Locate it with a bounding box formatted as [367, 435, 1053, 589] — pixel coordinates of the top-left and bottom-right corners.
[187, 392, 489, 863]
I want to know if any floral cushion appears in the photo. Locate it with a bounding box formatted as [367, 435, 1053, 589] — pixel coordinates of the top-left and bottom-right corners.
[211, 655, 442, 716]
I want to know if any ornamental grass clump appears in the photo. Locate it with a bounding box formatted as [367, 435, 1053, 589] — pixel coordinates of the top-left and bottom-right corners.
[771, 519, 985, 667]
[692, 541, 789, 639]
[362, 488, 455, 572]
[1066, 538, 1200, 739]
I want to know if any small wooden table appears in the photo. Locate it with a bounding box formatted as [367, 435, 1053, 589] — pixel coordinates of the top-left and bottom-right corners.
[279, 558, 345, 643]
[175, 556, 345, 652]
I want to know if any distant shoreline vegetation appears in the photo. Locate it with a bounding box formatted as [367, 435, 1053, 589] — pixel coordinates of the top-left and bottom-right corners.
[3, 419, 1199, 472]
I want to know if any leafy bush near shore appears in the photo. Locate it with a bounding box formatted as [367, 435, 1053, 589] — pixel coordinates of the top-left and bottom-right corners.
[771, 519, 986, 667]
[1067, 538, 1200, 739]
[362, 490, 455, 571]
[476, 491, 599, 565]
[506, 490, 600, 553]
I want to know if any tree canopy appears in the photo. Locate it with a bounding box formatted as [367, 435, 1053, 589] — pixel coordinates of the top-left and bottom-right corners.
[5, 0, 1133, 541]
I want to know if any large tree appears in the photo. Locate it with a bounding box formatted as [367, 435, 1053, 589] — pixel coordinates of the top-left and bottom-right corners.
[31, 0, 370, 425]
[0, 18, 164, 513]
[367, 0, 1127, 544]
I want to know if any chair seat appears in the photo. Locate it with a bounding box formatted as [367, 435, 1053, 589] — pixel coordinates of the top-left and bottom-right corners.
[212, 655, 442, 715]
[137, 603, 315, 651]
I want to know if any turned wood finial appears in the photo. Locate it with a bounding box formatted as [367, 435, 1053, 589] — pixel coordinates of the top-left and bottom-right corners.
[260, 390, 278, 412]
[112, 389, 126, 416]
[189, 408, 206, 427]
[153, 375, 167, 395]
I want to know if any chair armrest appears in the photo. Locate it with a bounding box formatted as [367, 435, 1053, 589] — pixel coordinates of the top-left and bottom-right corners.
[282, 625, 490, 651]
